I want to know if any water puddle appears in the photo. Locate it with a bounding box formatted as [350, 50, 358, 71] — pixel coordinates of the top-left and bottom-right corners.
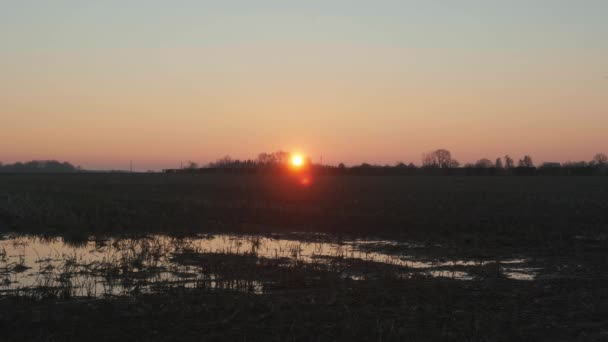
[0, 233, 538, 298]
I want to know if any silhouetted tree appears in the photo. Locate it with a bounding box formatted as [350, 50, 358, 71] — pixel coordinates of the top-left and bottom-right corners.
[495, 158, 504, 169]
[256, 151, 290, 166]
[186, 161, 199, 169]
[475, 158, 493, 168]
[0, 160, 78, 173]
[422, 149, 457, 168]
[518, 155, 534, 168]
[422, 153, 435, 168]
[435, 149, 452, 168]
[213, 155, 234, 167]
[268, 151, 288, 165]
[504, 155, 514, 169]
[592, 153, 607, 166]
[257, 153, 273, 165]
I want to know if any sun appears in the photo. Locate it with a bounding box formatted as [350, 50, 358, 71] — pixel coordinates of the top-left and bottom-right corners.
[290, 154, 304, 168]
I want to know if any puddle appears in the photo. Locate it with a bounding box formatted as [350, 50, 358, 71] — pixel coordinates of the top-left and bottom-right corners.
[0, 234, 538, 298]
[501, 268, 541, 281]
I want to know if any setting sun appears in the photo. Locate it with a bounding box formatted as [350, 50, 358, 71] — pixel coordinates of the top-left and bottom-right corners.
[290, 154, 304, 168]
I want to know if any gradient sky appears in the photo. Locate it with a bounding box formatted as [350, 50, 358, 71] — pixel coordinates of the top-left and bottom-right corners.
[1, 0, 607, 170]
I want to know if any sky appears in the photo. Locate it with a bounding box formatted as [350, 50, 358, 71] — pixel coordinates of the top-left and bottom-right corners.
[1, 0, 607, 170]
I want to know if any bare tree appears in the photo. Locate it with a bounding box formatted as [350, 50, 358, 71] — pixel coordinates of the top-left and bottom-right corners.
[422, 153, 436, 168]
[518, 155, 534, 168]
[257, 153, 274, 165]
[592, 153, 607, 166]
[504, 155, 514, 169]
[274, 151, 290, 165]
[422, 149, 456, 168]
[211, 155, 233, 167]
[436, 149, 453, 168]
[257, 151, 291, 166]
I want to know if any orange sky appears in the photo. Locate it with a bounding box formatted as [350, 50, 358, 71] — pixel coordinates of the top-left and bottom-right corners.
[1, 1, 607, 170]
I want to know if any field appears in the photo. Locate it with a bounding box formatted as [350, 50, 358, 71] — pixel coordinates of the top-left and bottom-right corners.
[1, 174, 607, 341]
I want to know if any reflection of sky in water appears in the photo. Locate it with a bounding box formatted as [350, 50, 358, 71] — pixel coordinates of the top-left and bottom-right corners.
[0, 234, 538, 298]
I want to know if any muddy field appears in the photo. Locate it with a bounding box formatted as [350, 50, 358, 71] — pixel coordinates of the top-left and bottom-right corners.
[0, 174, 607, 341]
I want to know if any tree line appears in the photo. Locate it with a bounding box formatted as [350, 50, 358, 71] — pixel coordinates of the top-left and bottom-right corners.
[2, 151, 605, 175]
[177, 151, 312, 172]
[0, 160, 80, 173]
[166, 150, 608, 176]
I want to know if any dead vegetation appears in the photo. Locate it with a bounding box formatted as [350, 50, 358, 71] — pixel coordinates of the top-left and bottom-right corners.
[0, 174, 607, 340]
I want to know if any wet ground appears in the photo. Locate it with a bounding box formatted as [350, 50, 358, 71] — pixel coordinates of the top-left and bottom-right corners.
[2, 175, 606, 340]
[0, 233, 541, 299]
[1, 231, 605, 342]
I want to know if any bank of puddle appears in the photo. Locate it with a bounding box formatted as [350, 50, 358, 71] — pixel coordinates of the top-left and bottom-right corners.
[0, 234, 539, 298]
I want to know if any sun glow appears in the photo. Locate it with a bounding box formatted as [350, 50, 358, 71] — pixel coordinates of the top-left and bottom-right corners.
[290, 154, 304, 168]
